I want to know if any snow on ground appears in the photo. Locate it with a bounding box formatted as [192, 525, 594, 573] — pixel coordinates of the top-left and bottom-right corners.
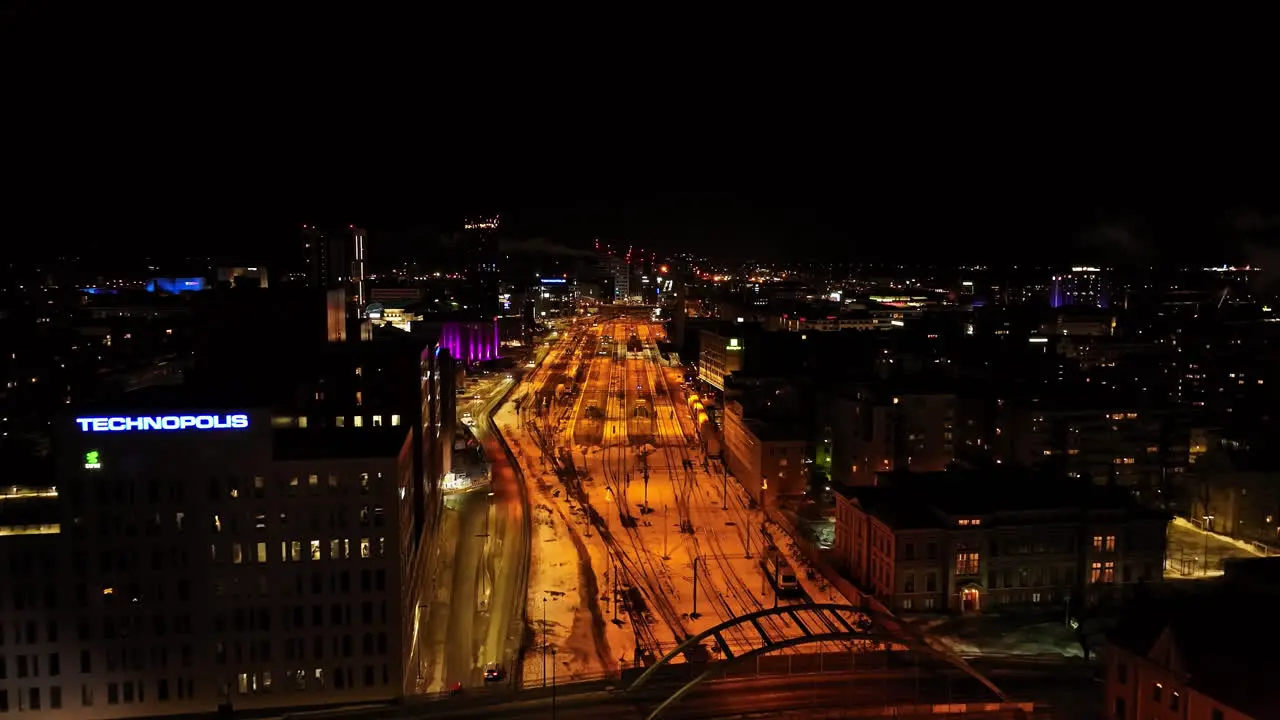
[910, 614, 1084, 659]
[494, 400, 616, 686]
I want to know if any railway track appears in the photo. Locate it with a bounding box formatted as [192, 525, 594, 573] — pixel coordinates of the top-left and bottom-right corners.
[639, 328, 822, 652]
[646, 359, 693, 534]
[638, 330, 781, 650]
[586, 325, 689, 654]
[524, 325, 668, 657]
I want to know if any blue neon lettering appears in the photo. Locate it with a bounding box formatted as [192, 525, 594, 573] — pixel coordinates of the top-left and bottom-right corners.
[75, 414, 250, 432]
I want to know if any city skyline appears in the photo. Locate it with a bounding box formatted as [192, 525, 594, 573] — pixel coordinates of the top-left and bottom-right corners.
[6, 6, 1280, 719]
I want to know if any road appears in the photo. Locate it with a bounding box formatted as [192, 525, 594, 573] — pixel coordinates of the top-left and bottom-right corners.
[1165, 517, 1261, 577]
[421, 373, 529, 692]
[413, 670, 1025, 720]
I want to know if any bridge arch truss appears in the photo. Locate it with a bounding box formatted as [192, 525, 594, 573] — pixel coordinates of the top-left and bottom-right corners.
[626, 603, 1004, 720]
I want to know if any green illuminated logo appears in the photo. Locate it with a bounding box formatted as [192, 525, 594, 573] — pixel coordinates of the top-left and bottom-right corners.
[84, 450, 101, 469]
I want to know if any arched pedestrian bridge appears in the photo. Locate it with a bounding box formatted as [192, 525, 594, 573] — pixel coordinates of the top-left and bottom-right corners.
[627, 603, 1005, 720]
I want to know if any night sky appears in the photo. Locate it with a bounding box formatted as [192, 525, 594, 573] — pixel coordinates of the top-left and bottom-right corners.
[4, 6, 1280, 264]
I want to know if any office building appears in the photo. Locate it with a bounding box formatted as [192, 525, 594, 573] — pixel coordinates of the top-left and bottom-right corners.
[462, 216, 501, 317]
[0, 337, 456, 719]
[603, 256, 629, 303]
[697, 327, 745, 393]
[302, 225, 368, 321]
[832, 469, 1167, 614]
[1050, 267, 1110, 309]
[0, 408, 407, 718]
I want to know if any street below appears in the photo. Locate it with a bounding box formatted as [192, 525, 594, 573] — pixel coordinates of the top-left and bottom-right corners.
[420, 374, 529, 692]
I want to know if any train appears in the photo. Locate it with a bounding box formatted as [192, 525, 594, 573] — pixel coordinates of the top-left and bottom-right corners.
[760, 550, 802, 596]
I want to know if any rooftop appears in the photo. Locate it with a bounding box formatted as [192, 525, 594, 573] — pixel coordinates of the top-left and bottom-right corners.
[1108, 584, 1280, 718]
[836, 469, 1163, 530]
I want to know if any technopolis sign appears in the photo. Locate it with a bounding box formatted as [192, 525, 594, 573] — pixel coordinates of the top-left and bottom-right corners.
[75, 414, 250, 433]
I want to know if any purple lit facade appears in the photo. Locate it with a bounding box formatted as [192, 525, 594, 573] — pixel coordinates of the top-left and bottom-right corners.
[438, 320, 501, 366]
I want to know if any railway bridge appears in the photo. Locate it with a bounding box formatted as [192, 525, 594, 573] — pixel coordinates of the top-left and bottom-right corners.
[627, 602, 1006, 720]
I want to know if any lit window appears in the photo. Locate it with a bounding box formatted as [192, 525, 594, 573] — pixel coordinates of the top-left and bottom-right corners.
[290, 541, 302, 562]
[360, 538, 371, 559]
[1091, 561, 1102, 583]
[232, 543, 243, 564]
[391, 414, 402, 426]
[310, 540, 321, 561]
[1105, 535, 1116, 552]
[372, 415, 383, 427]
[955, 551, 979, 575]
[353, 415, 364, 427]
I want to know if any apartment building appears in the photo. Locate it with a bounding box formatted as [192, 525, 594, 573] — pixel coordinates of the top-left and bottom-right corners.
[996, 396, 1190, 504]
[823, 387, 958, 487]
[721, 401, 809, 504]
[1103, 567, 1279, 720]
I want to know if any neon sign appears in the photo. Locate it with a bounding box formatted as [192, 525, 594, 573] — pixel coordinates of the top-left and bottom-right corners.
[75, 414, 250, 433]
[84, 450, 101, 469]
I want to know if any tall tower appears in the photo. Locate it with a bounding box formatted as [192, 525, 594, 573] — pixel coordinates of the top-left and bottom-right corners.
[302, 224, 369, 317]
[463, 215, 501, 317]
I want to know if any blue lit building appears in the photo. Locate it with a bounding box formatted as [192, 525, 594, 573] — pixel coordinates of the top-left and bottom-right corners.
[146, 277, 208, 294]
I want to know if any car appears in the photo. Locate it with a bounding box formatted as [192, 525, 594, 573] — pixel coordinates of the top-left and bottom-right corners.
[483, 663, 506, 682]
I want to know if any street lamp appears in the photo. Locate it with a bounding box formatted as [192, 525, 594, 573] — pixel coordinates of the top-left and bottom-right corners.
[550, 646, 559, 719]
[1203, 514, 1215, 576]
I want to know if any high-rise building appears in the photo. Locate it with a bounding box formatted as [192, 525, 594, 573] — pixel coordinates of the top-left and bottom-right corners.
[604, 257, 629, 303]
[302, 225, 368, 319]
[462, 216, 501, 317]
[1050, 267, 1110, 308]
